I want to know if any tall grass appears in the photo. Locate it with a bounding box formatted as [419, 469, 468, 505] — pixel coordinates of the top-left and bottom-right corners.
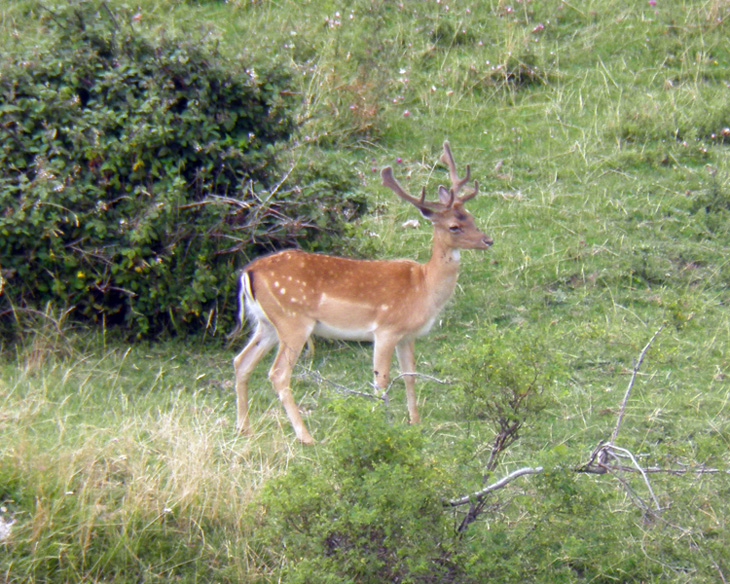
[0, 339, 307, 582]
[2, 0, 730, 581]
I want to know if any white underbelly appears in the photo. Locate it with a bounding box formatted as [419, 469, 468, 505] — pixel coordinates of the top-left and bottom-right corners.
[313, 321, 376, 342]
[414, 316, 437, 337]
[312, 314, 438, 342]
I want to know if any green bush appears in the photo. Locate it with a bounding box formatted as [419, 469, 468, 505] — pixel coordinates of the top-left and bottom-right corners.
[0, 1, 364, 339]
[252, 404, 459, 584]
[445, 326, 557, 452]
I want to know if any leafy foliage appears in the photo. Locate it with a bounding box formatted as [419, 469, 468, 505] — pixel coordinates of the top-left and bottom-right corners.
[0, 1, 364, 339]
[253, 404, 459, 584]
[446, 326, 557, 467]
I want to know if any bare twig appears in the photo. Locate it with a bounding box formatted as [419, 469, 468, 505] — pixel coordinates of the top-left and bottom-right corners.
[446, 466, 545, 508]
[295, 366, 378, 401]
[382, 371, 450, 397]
[575, 325, 670, 512]
[268, 158, 300, 198]
[711, 558, 728, 584]
[579, 444, 728, 477]
[582, 461, 728, 476]
[296, 366, 451, 402]
[607, 444, 661, 512]
[99, 1, 119, 31]
[611, 324, 665, 443]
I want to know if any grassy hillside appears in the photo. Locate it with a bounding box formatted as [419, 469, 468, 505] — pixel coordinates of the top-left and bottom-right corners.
[2, 0, 730, 582]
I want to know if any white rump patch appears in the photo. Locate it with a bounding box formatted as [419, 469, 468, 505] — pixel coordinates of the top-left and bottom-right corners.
[242, 272, 270, 325]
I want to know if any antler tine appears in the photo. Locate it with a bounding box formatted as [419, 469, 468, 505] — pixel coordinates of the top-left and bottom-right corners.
[381, 167, 439, 211]
[440, 141, 473, 198]
[459, 179, 479, 203]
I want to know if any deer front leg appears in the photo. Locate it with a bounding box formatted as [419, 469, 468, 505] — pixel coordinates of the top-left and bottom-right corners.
[233, 323, 277, 434]
[268, 328, 315, 445]
[396, 338, 420, 424]
[373, 334, 399, 406]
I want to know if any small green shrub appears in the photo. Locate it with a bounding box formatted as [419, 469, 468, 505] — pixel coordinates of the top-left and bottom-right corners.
[445, 325, 557, 457]
[253, 404, 459, 584]
[0, 1, 365, 339]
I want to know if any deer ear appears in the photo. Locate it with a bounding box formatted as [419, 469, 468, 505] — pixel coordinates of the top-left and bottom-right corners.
[438, 186, 454, 207]
[418, 206, 435, 220]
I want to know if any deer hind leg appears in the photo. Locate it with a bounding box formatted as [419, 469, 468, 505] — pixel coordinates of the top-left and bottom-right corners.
[233, 321, 278, 435]
[268, 322, 316, 445]
[396, 338, 420, 424]
[233, 322, 278, 435]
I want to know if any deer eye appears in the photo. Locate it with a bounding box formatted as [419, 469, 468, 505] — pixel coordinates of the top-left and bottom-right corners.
[449, 225, 462, 233]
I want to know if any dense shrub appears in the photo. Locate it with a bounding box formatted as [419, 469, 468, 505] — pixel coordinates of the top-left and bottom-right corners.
[0, 1, 364, 339]
[253, 405, 460, 584]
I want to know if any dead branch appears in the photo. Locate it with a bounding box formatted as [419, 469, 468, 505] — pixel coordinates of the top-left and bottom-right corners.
[446, 466, 545, 507]
[611, 323, 665, 443]
[606, 444, 662, 511]
[579, 443, 729, 477]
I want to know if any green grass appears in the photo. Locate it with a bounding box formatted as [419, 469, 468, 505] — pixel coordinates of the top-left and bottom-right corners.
[3, 0, 730, 581]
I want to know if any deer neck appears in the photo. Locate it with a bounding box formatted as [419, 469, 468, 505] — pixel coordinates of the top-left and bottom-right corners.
[423, 233, 461, 309]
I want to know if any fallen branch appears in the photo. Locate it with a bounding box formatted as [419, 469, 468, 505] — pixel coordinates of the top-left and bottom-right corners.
[446, 466, 544, 507]
[382, 371, 450, 396]
[448, 454, 729, 511]
[606, 444, 661, 512]
[580, 324, 665, 481]
[579, 442, 728, 477]
[611, 323, 665, 443]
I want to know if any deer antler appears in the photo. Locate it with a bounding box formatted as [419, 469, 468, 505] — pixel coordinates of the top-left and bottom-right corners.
[381, 167, 440, 212]
[440, 141, 478, 202]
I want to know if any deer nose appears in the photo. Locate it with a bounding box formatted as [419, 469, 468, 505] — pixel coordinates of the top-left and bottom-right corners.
[482, 235, 493, 248]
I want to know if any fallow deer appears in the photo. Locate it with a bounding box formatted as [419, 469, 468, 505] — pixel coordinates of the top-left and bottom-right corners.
[232, 141, 492, 444]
